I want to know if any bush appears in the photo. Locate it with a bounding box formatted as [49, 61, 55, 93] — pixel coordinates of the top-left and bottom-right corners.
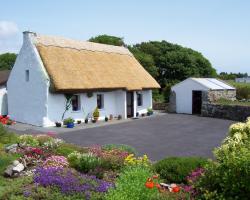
[105, 166, 159, 200]
[153, 157, 208, 183]
[93, 107, 100, 118]
[63, 117, 74, 125]
[18, 134, 39, 147]
[227, 81, 250, 100]
[102, 144, 137, 155]
[69, 152, 102, 173]
[0, 124, 18, 145]
[0, 152, 20, 174]
[54, 143, 88, 157]
[195, 118, 250, 199]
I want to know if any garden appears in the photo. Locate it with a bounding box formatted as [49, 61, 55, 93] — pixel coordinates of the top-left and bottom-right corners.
[0, 117, 250, 199]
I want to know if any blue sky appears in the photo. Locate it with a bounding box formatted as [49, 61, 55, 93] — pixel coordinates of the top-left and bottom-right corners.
[0, 0, 249, 74]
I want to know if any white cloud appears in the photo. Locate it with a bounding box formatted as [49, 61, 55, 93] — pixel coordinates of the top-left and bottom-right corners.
[0, 21, 19, 38]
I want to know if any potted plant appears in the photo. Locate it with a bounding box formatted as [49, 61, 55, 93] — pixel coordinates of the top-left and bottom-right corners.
[93, 107, 99, 122]
[105, 116, 109, 122]
[77, 120, 81, 124]
[118, 115, 122, 120]
[92, 118, 96, 123]
[85, 118, 88, 124]
[147, 108, 153, 116]
[55, 122, 62, 127]
[109, 114, 113, 120]
[63, 117, 75, 128]
[141, 113, 145, 117]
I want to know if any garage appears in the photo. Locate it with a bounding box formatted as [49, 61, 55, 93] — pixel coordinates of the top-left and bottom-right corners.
[170, 78, 236, 114]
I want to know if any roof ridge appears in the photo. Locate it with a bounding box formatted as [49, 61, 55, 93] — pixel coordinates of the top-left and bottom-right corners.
[34, 34, 132, 55]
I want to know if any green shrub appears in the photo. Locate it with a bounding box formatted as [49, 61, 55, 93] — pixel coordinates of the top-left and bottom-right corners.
[227, 81, 250, 100]
[18, 134, 39, 147]
[102, 144, 137, 155]
[153, 157, 208, 183]
[68, 152, 102, 173]
[93, 107, 100, 118]
[63, 117, 74, 125]
[54, 143, 88, 157]
[0, 124, 18, 145]
[0, 152, 20, 175]
[195, 119, 250, 199]
[105, 166, 159, 200]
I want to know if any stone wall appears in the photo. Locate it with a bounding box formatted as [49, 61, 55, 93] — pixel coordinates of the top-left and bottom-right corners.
[153, 102, 168, 111]
[202, 90, 236, 103]
[201, 103, 250, 122]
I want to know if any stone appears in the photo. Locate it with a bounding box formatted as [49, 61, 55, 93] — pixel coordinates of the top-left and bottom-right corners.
[12, 163, 25, 173]
[13, 160, 20, 166]
[5, 144, 18, 153]
[4, 165, 14, 177]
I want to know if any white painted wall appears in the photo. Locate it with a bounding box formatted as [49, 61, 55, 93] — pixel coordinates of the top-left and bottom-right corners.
[0, 86, 8, 115]
[171, 79, 207, 114]
[7, 32, 50, 126]
[47, 90, 127, 124]
[135, 90, 152, 115]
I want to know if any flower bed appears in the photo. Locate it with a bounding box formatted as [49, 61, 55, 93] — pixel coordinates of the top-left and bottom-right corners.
[1, 118, 250, 199]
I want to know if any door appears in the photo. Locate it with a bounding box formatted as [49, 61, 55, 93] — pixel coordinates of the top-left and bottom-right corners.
[192, 91, 202, 115]
[126, 92, 134, 118]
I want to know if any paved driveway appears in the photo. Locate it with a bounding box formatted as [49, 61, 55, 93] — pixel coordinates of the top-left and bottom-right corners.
[58, 114, 234, 161]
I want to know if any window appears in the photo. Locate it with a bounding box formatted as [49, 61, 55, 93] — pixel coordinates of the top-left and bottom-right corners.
[25, 70, 29, 82]
[97, 94, 104, 109]
[137, 93, 143, 106]
[71, 95, 81, 111]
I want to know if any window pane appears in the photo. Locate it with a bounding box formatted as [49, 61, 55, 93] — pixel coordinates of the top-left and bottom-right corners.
[137, 93, 143, 106]
[97, 94, 104, 109]
[72, 95, 80, 111]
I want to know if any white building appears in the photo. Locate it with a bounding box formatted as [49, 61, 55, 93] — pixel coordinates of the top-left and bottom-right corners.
[0, 70, 10, 115]
[235, 77, 250, 83]
[170, 78, 236, 114]
[7, 31, 160, 127]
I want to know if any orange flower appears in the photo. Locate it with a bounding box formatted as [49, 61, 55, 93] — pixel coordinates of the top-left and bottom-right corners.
[172, 186, 180, 193]
[145, 178, 154, 189]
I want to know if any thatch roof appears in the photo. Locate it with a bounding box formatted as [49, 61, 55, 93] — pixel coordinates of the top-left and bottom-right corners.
[34, 34, 160, 92]
[0, 70, 10, 86]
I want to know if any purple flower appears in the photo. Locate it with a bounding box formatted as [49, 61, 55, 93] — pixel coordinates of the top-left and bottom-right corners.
[23, 190, 31, 197]
[34, 167, 114, 198]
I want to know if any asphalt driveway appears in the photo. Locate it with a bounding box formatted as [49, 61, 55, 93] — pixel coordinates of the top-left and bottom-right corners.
[58, 114, 234, 161]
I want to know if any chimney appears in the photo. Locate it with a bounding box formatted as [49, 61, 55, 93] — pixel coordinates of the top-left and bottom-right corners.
[23, 31, 37, 42]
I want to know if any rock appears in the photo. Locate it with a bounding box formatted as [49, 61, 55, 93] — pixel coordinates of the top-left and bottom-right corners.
[20, 158, 27, 168]
[13, 160, 20, 166]
[5, 144, 18, 153]
[4, 165, 14, 177]
[12, 163, 24, 173]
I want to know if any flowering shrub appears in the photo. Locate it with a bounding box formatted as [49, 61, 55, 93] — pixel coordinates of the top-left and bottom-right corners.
[195, 119, 250, 199]
[89, 145, 130, 170]
[124, 154, 150, 167]
[105, 165, 159, 200]
[18, 135, 40, 147]
[102, 144, 137, 155]
[34, 167, 113, 198]
[43, 156, 69, 169]
[0, 115, 15, 125]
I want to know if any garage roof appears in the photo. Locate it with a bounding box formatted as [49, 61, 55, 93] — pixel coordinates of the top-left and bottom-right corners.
[191, 78, 235, 90]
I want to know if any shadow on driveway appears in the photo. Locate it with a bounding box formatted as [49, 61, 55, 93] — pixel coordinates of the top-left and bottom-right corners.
[58, 113, 234, 161]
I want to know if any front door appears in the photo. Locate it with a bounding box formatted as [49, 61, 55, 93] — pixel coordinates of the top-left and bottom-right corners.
[192, 91, 202, 115]
[126, 92, 134, 118]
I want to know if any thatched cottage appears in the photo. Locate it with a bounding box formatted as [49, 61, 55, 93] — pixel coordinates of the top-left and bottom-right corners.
[7, 31, 160, 126]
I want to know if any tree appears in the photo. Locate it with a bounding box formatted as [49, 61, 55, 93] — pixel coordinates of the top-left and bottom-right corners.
[0, 53, 17, 70]
[89, 35, 217, 102]
[89, 35, 125, 46]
